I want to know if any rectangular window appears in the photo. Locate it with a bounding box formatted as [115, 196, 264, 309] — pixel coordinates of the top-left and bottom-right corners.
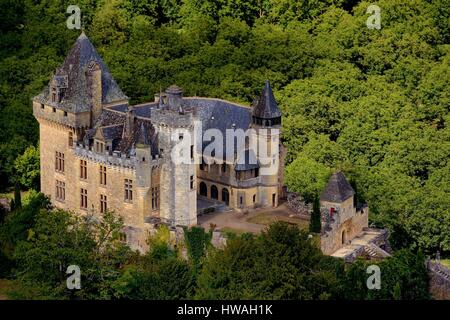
[124, 179, 133, 203]
[40, 104, 44, 109]
[68, 132, 73, 147]
[151, 187, 159, 210]
[80, 160, 87, 179]
[190, 145, 194, 160]
[222, 163, 227, 173]
[80, 188, 88, 209]
[190, 175, 194, 190]
[55, 180, 65, 202]
[100, 194, 107, 214]
[64, 111, 68, 117]
[55, 152, 65, 173]
[99, 165, 107, 186]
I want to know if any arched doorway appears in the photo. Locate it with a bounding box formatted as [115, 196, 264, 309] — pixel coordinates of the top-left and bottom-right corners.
[341, 230, 347, 245]
[199, 182, 207, 197]
[211, 185, 218, 200]
[222, 188, 229, 206]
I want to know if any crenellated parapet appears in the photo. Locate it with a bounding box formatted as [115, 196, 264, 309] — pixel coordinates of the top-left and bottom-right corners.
[73, 142, 163, 171]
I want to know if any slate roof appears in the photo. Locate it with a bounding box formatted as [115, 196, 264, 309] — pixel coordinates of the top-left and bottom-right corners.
[235, 149, 259, 171]
[252, 80, 281, 119]
[117, 118, 158, 155]
[320, 172, 355, 203]
[34, 32, 128, 113]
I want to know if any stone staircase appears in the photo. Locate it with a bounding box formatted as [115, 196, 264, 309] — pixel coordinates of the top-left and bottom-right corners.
[364, 243, 391, 259]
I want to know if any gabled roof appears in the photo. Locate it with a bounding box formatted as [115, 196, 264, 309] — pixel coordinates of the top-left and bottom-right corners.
[252, 80, 281, 119]
[320, 172, 355, 203]
[34, 32, 128, 112]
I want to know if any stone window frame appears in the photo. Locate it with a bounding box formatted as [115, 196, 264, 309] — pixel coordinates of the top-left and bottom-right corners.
[55, 180, 65, 202]
[99, 165, 107, 186]
[124, 179, 133, 203]
[151, 186, 159, 210]
[100, 194, 107, 214]
[80, 188, 88, 210]
[55, 151, 65, 173]
[80, 160, 87, 180]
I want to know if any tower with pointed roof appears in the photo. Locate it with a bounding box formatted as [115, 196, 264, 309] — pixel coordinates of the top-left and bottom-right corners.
[249, 80, 285, 207]
[319, 171, 370, 256]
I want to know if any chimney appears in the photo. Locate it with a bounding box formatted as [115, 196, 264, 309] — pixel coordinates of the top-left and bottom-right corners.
[87, 61, 102, 123]
[165, 85, 183, 111]
[125, 105, 135, 137]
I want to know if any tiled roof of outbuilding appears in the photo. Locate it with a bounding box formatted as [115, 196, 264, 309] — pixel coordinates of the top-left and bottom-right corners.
[320, 172, 355, 203]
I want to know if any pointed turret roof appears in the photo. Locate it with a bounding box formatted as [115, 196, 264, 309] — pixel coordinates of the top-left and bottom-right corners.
[320, 172, 355, 203]
[252, 80, 281, 119]
[34, 32, 128, 112]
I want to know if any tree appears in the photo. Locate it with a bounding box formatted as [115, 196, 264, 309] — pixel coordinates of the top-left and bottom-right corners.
[14, 145, 40, 191]
[196, 222, 345, 299]
[309, 195, 321, 233]
[13, 209, 134, 299]
[184, 226, 212, 271]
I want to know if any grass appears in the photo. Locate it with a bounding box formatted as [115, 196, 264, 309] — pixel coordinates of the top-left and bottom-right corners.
[219, 227, 247, 238]
[0, 279, 15, 300]
[0, 190, 31, 200]
[441, 259, 450, 269]
[246, 212, 309, 229]
[0, 279, 45, 300]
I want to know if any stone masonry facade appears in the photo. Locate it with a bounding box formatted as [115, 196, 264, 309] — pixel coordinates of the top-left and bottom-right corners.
[33, 32, 284, 252]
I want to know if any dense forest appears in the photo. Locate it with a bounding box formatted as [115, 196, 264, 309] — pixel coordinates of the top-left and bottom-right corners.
[0, 0, 449, 296]
[0, 193, 431, 299]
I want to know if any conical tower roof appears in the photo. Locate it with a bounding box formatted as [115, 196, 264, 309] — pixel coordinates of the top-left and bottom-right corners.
[252, 80, 281, 119]
[320, 172, 355, 203]
[34, 32, 128, 112]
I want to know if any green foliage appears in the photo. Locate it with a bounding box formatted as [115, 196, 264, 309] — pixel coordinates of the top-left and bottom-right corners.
[0, 0, 448, 299]
[112, 243, 194, 299]
[309, 195, 321, 233]
[195, 222, 345, 299]
[184, 226, 212, 271]
[285, 155, 331, 202]
[14, 145, 40, 191]
[13, 209, 135, 299]
[342, 249, 430, 300]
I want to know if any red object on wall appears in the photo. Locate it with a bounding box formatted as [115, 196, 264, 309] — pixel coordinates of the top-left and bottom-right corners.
[330, 207, 335, 219]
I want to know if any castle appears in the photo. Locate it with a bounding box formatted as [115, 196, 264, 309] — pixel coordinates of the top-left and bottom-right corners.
[33, 33, 284, 251]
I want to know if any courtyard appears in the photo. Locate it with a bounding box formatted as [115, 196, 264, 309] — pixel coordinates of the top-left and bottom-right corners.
[198, 200, 309, 236]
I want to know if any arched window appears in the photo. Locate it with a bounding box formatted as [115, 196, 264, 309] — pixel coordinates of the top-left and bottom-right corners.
[199, 182, 207, 197]
[222, 188, 229, 206]
[211, 185, 218, 200]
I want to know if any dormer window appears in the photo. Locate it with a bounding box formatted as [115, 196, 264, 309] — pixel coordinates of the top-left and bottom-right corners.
[64, 111, 68, 117]
[50, 73, 68, 104]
